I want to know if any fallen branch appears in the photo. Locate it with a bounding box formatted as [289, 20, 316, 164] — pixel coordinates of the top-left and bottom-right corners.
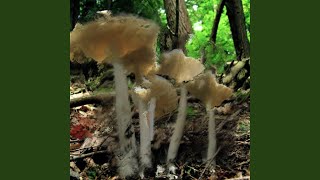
[70, 92, 115, 107]
[199, 146, 222, 179]
[70, 150, 108, 161]
[222, 58, 250, 85]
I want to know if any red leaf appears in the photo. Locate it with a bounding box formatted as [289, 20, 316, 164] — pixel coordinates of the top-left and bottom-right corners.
[70, 124, 90, 140]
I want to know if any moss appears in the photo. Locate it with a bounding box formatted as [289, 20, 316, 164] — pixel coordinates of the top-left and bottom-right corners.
[186, 106, 196, 118]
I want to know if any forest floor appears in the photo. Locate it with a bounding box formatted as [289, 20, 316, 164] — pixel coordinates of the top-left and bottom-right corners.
[69, 75, 250, 180]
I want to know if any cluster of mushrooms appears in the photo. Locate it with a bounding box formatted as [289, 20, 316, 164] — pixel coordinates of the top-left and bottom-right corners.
[70, 12, 233, 178]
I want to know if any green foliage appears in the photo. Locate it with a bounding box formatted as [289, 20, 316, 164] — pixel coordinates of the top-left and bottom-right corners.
[238, 120, 250, 133]
[243, 0, 250, 41]
[185, 0, 250, 73]
[75, 0, 250, 74]
[187, 106, 196, 118]
[86, 168, 97, 179]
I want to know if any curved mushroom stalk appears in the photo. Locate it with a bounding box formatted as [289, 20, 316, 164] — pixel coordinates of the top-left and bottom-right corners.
[157, 50, 205, 164]
[206, 104, 217, 167]
[167, 84, 188, 163]
[186, 71, 233, 169]
[113, 62, 138, 177]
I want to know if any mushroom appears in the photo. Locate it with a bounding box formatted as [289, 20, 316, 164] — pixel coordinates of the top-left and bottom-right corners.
[70, 14, 159, 177]
[186, 71, 233, 166]
[132, 75, 178, 176]
[157, 49, 205, 164]
[70, 23, 87, 63]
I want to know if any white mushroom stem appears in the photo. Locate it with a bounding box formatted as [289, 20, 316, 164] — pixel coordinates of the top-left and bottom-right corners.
[167, 84, 188, 163]
[148, 97, 156, 141]
[137, 98, 152, 172]
[206, 103, 217, 167]
[113, 62, 138, 177]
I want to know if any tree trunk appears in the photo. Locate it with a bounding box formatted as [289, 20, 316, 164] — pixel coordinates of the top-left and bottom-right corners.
[162, 0, 192, 53]
[225, 0, 250, 60]
[210, 0, 227, 45]
[217, 0, 250, 90]
[70, 0, 80, 31]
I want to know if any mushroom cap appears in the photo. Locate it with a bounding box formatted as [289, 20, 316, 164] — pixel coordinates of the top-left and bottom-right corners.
[132, 75, 178, 119]
[70, 15, 160, 63]
[186, 71, 233, 107]
[70, 24, 88, 63]
[158, 49, 205, 83]
[120, 46, 156, 77]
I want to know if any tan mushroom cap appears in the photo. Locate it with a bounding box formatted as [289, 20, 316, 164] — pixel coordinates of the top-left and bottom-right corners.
[120, 46, 156, 77]
[70, 24, 88, 63]
[186, 72, 233, 107]
[158, 49, 205, 83]
[70, 15, 160, 63]
[133, 75, 178, 119]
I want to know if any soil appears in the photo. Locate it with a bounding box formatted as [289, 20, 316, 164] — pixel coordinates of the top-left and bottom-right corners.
[70, 78, 250, 180]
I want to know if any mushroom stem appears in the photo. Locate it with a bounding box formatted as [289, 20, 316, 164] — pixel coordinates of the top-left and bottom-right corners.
[137, 98, 152, 173]
[206, 103, 217, 167]
[148, 97, 156, 141]
[113, 62, 138, 177]
[167, 84, 188, 163]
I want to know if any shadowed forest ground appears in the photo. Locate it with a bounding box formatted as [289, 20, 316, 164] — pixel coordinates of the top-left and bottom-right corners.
[70, 73, 250, 180]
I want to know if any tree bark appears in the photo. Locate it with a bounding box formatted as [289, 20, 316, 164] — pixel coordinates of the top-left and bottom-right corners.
[162, 0, 192, 53]
[225, 0, 250, 60]
[210, 0, 227, 45]
[70, 0, 80, 31]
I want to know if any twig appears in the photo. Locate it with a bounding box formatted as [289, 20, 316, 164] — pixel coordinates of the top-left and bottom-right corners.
[199, 146, 221, 179]
[70, 145, 100, 153]
[70, 139, 84, 143]
[225, 176, 250, 180]
[235, 141, 250, 145]
[216, 109, 242, 133]
[70, 150, 108, 161]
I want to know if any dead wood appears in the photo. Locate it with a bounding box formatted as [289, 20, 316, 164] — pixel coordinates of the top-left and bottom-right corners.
[70, 150, 108, 161]
[70, 93, 115, 107]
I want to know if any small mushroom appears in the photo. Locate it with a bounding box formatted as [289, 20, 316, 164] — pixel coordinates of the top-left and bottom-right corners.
[157, 49, 205, 164]
[186, 71, 233, 167]
[132, 75, 178, 175]
[70, 14, 159, 178]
